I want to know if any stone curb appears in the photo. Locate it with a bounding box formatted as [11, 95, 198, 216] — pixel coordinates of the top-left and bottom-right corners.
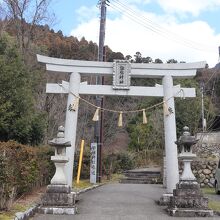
[13, 183, 104, 220]
[14, 204, 39, 220]
[76, 183, 105, 195]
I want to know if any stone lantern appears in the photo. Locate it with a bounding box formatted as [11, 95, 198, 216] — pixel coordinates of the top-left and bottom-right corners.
[168, 126, 213, 217]
[176, 126, 198, 182]
[49, 125, 70, 185]
[38, 126, 77, 215]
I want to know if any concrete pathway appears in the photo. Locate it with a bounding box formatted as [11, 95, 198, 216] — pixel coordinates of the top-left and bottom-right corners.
[34, 183, 220, 220]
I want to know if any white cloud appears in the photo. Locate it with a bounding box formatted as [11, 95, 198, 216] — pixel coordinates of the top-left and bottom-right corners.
[156, 0, 220, 16]
[71, 6, 220, 67]
[76, 5, 99, 23]
[123, 0, 151, 4]
[71, 17, 100, 42]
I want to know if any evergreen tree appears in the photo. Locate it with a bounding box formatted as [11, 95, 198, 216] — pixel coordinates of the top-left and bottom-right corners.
[0, 34, 46, 145]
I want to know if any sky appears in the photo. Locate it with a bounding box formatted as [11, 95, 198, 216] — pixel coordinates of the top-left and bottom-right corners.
[51, 0, 220, 67]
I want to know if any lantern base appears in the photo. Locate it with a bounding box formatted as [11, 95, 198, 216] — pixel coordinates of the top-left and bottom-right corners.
[41, 184, 76, 207]
[168, 181, 213, 217]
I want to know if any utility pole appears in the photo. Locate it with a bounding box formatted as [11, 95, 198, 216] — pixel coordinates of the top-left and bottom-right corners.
[219, 46, 220, 62]
[201, 82, 206, 132]
[98, 0, 107, 63]
[95, 0, 108, 183]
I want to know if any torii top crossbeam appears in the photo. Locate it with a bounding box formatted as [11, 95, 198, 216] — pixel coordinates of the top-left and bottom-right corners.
[37, 54, 205, 78]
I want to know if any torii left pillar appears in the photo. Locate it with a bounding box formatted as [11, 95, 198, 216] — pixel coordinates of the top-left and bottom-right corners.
[64, 72, 80, 186]
[163, 75, 179, 194]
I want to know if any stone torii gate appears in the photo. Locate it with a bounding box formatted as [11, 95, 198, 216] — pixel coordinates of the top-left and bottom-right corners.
[37, 54, 206, 194]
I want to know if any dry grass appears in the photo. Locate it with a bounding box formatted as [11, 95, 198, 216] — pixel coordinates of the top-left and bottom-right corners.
[202, 187, 216, 195]
[0, 187, 46, 220]
[0, 204, 27, 220]
[73, 179, 94, 190]
[208, 200, 220, 212]
[202, 187, 220, 211]
[73, 173, 124, 190]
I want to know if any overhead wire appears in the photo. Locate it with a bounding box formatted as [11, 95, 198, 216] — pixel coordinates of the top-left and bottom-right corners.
[109, 3, 205, 52]
[204, 68, 219, 86]
[119, 0, 208, 48]
[108, 0, 216, 53]
[111, 0, 215, 52]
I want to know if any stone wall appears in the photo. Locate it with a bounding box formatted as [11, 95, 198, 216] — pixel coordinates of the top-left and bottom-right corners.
[196, 132, 220, 146]
[195, 132, 220, 158]
[188, 133, 220, 188]
[179, 159, 218, 188]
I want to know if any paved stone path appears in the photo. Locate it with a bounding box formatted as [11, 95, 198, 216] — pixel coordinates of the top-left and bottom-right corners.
[34, 183, 220, 220]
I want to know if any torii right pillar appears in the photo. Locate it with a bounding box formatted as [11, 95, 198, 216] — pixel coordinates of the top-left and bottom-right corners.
[163, 75, 179, 194]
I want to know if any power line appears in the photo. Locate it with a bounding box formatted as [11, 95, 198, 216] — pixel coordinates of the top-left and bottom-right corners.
[108, 0, 216, 53]
[204, 68, 218, 86]
[109, 2, 205, 51]
[112, 0, 215, 51]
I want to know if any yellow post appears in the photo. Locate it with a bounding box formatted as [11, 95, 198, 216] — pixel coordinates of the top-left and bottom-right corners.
[76, 139, 85, 184]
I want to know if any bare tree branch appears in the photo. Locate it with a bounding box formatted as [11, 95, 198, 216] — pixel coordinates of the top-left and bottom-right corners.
[2, 0, 54, 56]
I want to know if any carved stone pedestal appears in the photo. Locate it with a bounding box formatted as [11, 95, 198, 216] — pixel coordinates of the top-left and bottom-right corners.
[168, 181, 213, 217]
[38, 185, 77, 215]
[42, 185, 75, 206]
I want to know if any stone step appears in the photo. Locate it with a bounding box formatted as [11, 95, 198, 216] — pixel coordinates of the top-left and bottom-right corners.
[124, 172, 161, 178]
[120, 177, 162, 184]
[120, 167, 162, 184]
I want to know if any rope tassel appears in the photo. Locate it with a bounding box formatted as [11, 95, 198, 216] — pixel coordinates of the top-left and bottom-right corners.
[92, 107, 100, 121]
[118, 111, 123, 127]
[142, 109, 147, 124]
[163, 100, 170, 116]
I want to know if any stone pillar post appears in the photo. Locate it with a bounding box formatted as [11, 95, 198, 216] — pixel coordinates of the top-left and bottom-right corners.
[163, 75, 179, 193]
[64, 72, 80, 187]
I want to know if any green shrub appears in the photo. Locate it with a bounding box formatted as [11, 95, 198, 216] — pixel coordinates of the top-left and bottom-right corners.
[103, 152, 135, 178]
[116, 152, 135, 171]
[73, 150, 135, 181]
[133, 149, 163, 167]
[0, 141, 54, 210]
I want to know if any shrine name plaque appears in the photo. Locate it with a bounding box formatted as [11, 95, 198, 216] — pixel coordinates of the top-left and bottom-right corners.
[113, 60, 131, 90]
